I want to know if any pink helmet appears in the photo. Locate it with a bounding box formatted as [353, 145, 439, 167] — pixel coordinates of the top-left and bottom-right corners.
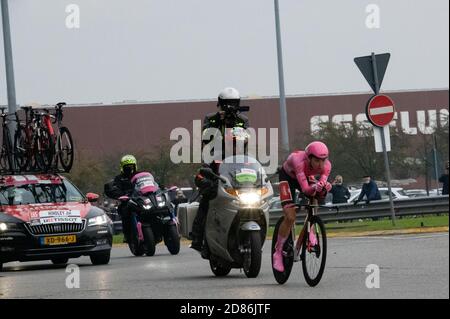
[305, 141, 329, 159]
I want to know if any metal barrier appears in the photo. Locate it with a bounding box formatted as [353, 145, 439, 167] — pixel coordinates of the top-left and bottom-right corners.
[269, 195, 449, 226]
[112, 196, 449, 231]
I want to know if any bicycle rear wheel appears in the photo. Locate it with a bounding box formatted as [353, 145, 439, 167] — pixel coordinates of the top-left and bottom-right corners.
[0, 127, 13, 172]
[13, 125, 30, 171]
[57, 127, 74, 172]
[35, 128, 54, 171]
[271, 217, 294, 285]
[301, 215, 327, 287]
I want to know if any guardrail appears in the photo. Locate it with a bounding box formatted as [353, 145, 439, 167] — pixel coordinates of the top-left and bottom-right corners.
[108, 195, 449, 232]
[269, 195, 449, 226]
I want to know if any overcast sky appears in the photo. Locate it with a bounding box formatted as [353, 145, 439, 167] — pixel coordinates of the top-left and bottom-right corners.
[0, 0, 448, 105]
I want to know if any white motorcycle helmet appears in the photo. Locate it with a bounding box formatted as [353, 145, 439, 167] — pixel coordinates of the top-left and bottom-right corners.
[218, 87, 241, 111]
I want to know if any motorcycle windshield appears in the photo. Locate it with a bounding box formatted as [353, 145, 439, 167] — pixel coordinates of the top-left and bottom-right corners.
[219, 155, 267, 189]
[131, 172, 159, 195]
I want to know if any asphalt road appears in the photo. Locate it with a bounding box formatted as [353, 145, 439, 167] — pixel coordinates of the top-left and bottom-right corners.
[0, 233, 448, 299]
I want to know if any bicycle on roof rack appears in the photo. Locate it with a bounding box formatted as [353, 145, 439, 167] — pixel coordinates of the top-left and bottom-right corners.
[13, 105, 54, 172]
[0, 107, 20, 173]
[11, 102, 74, 174]
[46, 102, 74, 172]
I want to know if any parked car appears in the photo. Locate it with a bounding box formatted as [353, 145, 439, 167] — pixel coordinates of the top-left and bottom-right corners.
[0, 174, 113, 271]
[269, 196, 282, 212]
[347, 187, 409, 203]
[404, 189, 428, 198]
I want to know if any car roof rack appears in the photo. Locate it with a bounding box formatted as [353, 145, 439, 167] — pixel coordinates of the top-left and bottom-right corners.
[0, 168, 68, 177]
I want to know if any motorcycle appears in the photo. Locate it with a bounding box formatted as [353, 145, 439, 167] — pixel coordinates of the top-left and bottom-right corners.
[119, 172, 180, 256]
[194, 155, 273, 278]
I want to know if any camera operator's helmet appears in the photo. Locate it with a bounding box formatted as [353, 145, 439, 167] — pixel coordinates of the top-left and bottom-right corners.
[218, 87, 240, 111]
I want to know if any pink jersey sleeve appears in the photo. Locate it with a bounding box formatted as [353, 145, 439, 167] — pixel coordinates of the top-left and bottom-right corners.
[292, 152, 315, 195]
[318, 160, 332, 183]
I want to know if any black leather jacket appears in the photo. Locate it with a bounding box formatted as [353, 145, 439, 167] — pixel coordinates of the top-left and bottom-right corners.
[203, 111, 249, 132]
[104, 173, 135, 200]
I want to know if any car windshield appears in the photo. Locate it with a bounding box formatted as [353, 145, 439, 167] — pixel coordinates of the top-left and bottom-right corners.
[219, 155, 268, 189]
[0, 180, 84, 205]
[397, 189, 408, 197]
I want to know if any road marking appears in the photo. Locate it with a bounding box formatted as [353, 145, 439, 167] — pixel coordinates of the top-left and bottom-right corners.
[335, 233, 448, 241]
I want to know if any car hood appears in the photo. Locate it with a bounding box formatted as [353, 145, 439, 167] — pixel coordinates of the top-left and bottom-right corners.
[0, 202, 93, 223]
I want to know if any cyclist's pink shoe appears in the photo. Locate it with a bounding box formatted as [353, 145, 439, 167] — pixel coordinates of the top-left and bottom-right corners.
[273, 250, 285, 273]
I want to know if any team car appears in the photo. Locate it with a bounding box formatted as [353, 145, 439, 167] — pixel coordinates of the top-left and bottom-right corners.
[0, 174, 113, 271]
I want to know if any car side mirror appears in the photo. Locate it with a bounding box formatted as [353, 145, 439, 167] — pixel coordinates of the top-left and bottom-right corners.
[86, 193, 100, 203]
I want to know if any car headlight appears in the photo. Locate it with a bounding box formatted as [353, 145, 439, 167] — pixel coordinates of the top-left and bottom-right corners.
[88, 215, 108, 227]
[143, 204, 153, 210]
[0, 223, 8, 231]
[238, 192, 262, 207]
[0, 222, 19, 232]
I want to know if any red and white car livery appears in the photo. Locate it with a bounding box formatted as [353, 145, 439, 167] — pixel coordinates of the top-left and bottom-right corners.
[0, 174, 113, 271]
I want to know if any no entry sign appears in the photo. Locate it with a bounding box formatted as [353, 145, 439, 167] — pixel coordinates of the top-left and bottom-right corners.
[366, 94, 396, 127]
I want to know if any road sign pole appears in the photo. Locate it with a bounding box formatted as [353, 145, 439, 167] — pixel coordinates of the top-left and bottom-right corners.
[432, 135, 440, 195]
[1, 0, 17, 162]
[274, 0, 290, 157]
[371, 53, 396, 226]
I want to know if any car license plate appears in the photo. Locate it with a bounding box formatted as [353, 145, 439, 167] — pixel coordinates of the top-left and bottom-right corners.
[41, 235, 77, 246]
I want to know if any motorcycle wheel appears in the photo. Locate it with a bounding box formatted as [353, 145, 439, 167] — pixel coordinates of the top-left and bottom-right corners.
[128, 225, 145, 256]
[164, 224, 180, 255]
[243, 231, 262, 278]
[142, 226, 156, 257]
[209, 259, 232, 277]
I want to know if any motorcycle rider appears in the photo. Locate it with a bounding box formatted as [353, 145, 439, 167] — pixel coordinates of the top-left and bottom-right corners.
[202, 87, 249, 150]
[104, 155, 139, 243]
[190, 127, 250, 253]
[273, 141, 332, 273]
[190, 88, 250, 252]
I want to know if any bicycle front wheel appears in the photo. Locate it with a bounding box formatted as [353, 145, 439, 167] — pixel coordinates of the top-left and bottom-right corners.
[301, 215, 327, 287]
[58, 127, 74, 172]
[35, 128, 54, 171]
[271, 217, 294, 285]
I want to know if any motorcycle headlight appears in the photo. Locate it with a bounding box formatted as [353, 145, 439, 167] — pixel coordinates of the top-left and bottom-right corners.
[156, 196, 166, 208]
[143, 204, 153, 210]
[88, 215, 108, 227]
[238, 192, 262, 207]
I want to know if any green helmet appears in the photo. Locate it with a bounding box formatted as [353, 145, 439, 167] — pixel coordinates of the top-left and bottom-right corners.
[120, 154, 137, 173]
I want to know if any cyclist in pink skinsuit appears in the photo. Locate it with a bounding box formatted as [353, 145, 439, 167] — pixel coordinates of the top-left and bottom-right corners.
[273, 141, 332, 273]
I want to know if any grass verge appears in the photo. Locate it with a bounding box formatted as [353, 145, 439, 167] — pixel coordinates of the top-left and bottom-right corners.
[113, 214, 449, 244]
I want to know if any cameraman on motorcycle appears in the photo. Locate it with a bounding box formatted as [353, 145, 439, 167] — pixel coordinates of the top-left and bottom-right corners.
[203, 87, 249, 140]
[104, 155, 139, 243]
[190, 88, 249, 252]
[190, 87, 249, 252]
